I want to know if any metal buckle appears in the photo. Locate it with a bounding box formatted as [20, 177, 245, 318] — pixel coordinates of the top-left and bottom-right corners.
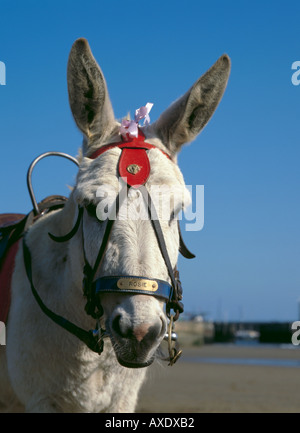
[90, 321, 109, 355]
[165, 314, 182, 366]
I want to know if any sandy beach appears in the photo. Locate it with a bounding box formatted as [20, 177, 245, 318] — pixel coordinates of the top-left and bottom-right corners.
[136, 344, 300, 413]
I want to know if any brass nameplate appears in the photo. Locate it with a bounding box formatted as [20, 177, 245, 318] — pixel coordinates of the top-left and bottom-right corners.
[117, 278, 158, 292]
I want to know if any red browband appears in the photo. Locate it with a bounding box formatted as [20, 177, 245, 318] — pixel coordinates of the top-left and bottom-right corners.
[88, 129, 170, 188]
[89, 128, 171, 159]
[88, 129, 170, 160]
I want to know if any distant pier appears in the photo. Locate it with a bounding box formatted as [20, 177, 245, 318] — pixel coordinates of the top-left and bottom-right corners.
[176, 320, 296, 345]
[212, 321, 294, 344]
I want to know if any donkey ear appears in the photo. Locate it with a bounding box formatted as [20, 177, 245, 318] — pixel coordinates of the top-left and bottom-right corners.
[153, 54, 231, 155]
[67, 38, 116, 142]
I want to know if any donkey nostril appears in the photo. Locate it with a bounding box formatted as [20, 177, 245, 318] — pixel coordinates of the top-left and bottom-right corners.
[112, 315, 132, 339]
[112, 315, 122, 336]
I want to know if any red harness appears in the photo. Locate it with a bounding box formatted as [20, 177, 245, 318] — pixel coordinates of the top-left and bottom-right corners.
[89, 129, 171, 187]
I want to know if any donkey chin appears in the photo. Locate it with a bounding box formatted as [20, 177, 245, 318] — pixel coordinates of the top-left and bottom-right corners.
[104, 296, 167, 368]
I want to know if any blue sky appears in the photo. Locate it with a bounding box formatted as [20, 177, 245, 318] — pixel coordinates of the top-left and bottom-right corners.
[1, 0, 299, 322]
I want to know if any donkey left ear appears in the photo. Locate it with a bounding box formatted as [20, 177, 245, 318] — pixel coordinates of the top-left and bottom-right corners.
[67, 38, 116, 144]
[152, 54, 231, 155]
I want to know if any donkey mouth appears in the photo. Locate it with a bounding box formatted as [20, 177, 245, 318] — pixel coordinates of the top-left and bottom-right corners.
[109, 334, 158, 369]
[116, 355, 155, 369]
[111, 339, 157, 369]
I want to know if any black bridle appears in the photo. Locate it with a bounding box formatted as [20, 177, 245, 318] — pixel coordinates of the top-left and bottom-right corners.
[23, 131, 195, 363]
[82, 185, 186, 321]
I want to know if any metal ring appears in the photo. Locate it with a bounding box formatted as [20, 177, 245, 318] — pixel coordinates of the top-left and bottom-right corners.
[27, 151, 79, 216]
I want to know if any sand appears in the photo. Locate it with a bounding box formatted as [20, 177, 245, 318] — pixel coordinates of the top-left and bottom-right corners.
[136, 344, 300, 413]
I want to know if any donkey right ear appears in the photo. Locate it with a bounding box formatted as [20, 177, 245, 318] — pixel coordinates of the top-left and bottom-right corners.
[67, 38, 116, 143]
[151, 54, 231, 156]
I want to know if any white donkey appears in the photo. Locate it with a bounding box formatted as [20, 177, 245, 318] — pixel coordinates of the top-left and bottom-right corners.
[0, 39, 230, 413]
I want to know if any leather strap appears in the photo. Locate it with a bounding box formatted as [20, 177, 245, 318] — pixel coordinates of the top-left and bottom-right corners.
[139, 187, 177, 292]
[138, 187, 184, 318]
[94, 276, 172, 301]
[22, 236, 102, 354]
[48, 207, 83, 242]
[178, 221, 196, 259]
[89, 129, 171, 161]
[82, 188, 127, 319]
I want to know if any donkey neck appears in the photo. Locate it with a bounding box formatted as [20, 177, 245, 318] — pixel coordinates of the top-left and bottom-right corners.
[26, 196, 97, 330]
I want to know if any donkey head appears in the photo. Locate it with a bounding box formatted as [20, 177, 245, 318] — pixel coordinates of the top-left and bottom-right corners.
[67, 38, 230, 368]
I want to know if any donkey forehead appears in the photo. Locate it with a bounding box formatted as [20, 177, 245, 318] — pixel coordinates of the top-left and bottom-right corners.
[74, 147, 189, 205]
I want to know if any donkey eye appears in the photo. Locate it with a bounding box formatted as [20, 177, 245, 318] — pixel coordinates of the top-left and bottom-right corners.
[86, 203, 97, 218]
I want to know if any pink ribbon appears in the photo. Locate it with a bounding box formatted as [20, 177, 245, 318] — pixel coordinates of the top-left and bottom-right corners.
[120, 103, 153, 139]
